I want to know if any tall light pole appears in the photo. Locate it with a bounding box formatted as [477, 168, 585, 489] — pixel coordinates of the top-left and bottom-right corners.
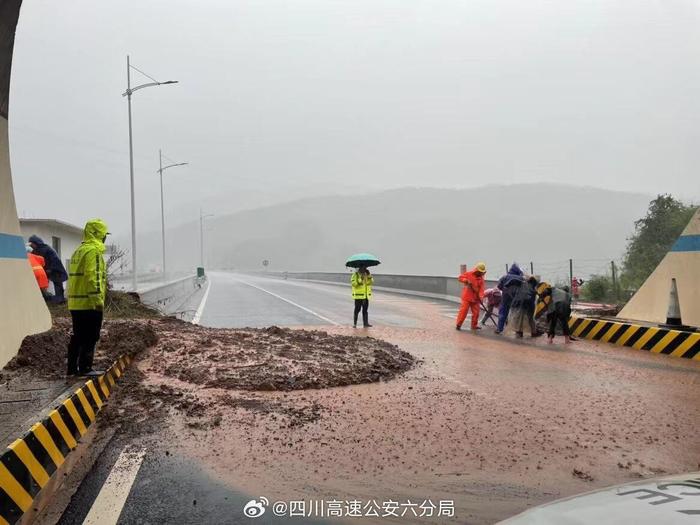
[157, 149, 187, 278]
[199, 208, 215, 268]
[123, 55, 178, 291]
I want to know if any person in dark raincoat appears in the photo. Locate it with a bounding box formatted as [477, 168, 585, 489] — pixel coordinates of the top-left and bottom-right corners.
[495, 263, 524, 334]
[28, 235, 68, 303]
[546, 286, 573, 344]
[508, 275, 542, 338]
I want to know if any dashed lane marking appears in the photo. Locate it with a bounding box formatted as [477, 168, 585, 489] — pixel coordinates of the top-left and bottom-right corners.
[235, 279, 341, 326]
[82, 448, 146, 525]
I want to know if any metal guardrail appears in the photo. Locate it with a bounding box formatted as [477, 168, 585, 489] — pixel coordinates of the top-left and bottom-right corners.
[264, 271, 499, 303]
[137, 275, 204, 316]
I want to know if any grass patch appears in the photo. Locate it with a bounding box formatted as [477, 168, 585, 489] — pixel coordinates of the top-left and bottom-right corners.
[48, 290, 161, 319]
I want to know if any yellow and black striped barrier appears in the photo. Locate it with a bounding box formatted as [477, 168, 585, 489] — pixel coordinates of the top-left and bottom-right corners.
[535, 282, 552, 319]
[568, 316, 700, 360]
[0, 355, 133, 525]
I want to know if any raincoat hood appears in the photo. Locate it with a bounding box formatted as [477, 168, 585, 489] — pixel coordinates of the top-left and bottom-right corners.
[508, 263, 523, 276]
[28, 235, 45, 245]
[82, 218, 109, 251]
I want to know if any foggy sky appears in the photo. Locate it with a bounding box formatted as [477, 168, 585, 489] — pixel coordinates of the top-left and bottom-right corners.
[8, 0, 700, 238]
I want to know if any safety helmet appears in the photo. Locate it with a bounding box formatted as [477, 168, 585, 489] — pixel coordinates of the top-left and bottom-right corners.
[475, 262, 487, 273]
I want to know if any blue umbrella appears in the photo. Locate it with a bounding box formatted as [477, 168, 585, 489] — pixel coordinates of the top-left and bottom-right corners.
[346, 253, 381, 268]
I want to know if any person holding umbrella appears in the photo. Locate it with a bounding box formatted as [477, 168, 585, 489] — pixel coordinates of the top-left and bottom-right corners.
[346, 253, 380, 328]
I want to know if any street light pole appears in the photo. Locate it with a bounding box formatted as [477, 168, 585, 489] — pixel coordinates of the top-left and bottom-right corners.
[157, 150, 187, 278]
[199, 208, 214, 268]
[126, 56, 136, 292]
[159, 149, 165, 277]
[123, 55, 179, 291]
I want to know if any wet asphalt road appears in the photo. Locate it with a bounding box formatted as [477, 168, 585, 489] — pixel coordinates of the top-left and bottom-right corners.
[58, 272, 460, 524]
[56, 272, 700, 524]
[57, 439, 333, 525]
[198, 272, 436, 329]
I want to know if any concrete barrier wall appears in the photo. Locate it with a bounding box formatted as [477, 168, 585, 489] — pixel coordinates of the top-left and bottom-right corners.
[271, 271, 498, 303]
[138, 275, 201, 315]
[0, 1, 52, 369]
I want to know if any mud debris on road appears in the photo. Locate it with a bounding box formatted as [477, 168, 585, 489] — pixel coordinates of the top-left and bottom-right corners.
[2, 319, 158, 380]
[4, 316, 416, 438]
[13, 313, 414, 393]
[92, 317, 417, 437]
[10, 294, 699, 524]
[151, 320, 416, 391]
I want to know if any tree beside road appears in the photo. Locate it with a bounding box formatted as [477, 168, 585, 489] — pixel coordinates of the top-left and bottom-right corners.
[581, 194, 698, 304]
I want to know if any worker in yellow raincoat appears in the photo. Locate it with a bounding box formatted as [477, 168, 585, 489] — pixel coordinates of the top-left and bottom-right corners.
[66, 219, 109, 377]
[351, 266, 373, 328]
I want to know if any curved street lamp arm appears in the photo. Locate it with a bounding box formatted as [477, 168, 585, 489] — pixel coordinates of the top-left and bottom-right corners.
[164, 162, 188, 170]
[122, 80, 179, 97]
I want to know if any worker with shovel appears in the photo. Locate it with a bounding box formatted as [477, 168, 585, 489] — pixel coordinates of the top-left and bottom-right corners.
[456, 263, 487, 331]
[481, 287, 502, 326]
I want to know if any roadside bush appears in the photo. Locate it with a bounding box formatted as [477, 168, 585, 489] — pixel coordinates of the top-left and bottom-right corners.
[581, 274, 616, 303]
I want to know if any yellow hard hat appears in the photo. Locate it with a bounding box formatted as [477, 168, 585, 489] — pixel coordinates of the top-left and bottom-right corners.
[476, 262, 487, 273]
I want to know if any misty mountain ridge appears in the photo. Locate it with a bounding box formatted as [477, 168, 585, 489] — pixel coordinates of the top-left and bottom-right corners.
[147, 180, 381, 232]
[127, 183, 652, 282]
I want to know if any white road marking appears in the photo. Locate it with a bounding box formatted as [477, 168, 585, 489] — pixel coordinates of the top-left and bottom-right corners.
[82, 447, 146, 525]
[192, 278, 212, 325]
[236, 279, 341, 326]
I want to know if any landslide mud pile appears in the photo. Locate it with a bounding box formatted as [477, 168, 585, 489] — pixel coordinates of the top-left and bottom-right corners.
[151, 319, 415, 391]
[104, 319, 416, 435]
[3, 320, 158, 379]
[4, 315, 415, 435]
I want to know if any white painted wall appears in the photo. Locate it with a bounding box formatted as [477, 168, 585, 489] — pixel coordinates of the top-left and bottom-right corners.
[19, 221, 82, 270]
[0, 1, 52, 369]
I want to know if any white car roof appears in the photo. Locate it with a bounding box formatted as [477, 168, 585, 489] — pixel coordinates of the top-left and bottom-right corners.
[500, 471, 700, 524]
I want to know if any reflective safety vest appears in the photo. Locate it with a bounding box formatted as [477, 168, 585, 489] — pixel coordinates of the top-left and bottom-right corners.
[68, 219, 108, 311]
[28, 253, 49, 289]
[351, 272, 373, 300]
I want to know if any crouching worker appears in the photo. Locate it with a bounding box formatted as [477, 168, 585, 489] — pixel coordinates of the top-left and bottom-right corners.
[66, 219, 109, 378]
[547, 286, 572, 344]
[456, 263, 486, 331]
[481, 287, 502, 326]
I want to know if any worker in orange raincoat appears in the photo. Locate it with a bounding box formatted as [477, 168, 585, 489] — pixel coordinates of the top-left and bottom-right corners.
[456, 262, 487, 331]
[26, 246, 50, 295]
